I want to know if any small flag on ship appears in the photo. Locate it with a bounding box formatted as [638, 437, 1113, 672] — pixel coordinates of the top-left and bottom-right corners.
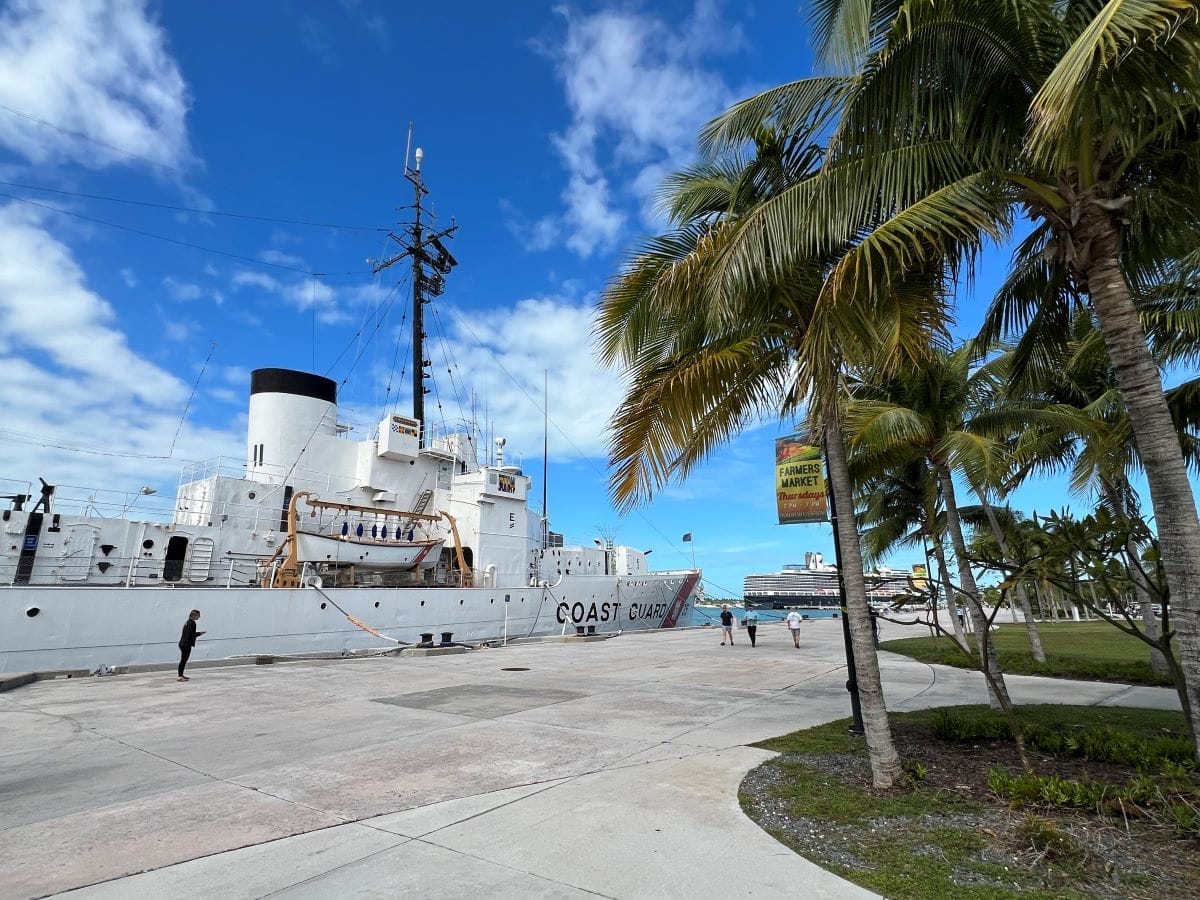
[681, 532, 693, 542]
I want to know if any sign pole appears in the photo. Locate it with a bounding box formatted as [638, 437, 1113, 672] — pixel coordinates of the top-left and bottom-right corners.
[823, 432, 865, 735]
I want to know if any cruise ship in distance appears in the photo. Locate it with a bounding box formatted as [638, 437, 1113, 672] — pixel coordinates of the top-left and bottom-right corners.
[743, 552, 925, 610]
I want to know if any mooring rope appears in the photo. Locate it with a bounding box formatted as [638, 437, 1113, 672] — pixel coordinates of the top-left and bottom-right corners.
[310, 583, 413, 646]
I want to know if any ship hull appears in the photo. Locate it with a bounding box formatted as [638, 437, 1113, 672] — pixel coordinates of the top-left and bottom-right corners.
[1, 572, 699, 673]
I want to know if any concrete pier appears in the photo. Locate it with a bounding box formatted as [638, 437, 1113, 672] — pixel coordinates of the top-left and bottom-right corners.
[0, 618, 1179, 899]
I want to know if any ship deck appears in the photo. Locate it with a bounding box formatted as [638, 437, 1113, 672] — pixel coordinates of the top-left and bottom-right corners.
[1, 618, 1180, 899]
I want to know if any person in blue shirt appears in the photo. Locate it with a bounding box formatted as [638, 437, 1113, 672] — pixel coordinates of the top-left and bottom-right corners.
[743, 609, 759, 647]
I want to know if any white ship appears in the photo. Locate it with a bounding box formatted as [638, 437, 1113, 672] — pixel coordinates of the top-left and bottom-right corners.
[0, 157, 698, 675]
[742, 552, 921, 610]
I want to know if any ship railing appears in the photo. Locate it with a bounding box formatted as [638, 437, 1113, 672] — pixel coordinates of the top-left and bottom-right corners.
[6, 550, 265, 589]
[7, 482, 181, 521]
[178, 457, 365, 494]
[262, 559, 478, 589]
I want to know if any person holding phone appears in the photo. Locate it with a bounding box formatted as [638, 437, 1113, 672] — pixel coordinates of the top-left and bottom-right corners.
[177, 609, 205, 682]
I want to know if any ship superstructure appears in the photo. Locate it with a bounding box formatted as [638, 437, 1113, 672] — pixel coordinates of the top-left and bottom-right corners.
[742, 552, 919, 610]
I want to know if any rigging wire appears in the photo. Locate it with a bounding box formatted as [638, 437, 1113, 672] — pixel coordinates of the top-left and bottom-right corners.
[168, 341, 217, 459]
[445, 305, 695, 565]
[321, 236, 403, 379]
[0, 192, 371, 277]
[0, 427, 200, 461]
[426, 300, 470, 432]
[324, 275, 407, 386]
[0, 101, 189, 176]
[0, 179, 391, 232]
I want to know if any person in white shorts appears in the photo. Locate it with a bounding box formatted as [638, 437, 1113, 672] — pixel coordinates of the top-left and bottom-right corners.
[786, 609, 802, 648]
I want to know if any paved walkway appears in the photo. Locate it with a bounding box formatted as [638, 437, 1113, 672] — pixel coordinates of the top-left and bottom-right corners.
[0, 618, 1179, 899]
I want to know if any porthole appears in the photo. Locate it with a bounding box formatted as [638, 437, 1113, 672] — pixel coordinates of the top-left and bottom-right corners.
[142, 539, 154, 549]
[25, 606, 39, 618]
[320, 602, 327, 610]
[420, 600, 425, 607]
[248, 491, 257, 500]
[374, 601, 380, 608]
[459, 599, 464, 605]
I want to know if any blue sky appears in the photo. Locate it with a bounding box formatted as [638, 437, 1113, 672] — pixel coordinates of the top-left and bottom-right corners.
[0, 1, 1137, 599]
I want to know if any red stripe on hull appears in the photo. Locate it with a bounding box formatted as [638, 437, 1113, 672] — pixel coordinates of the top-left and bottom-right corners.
[661, 572, 699, 628]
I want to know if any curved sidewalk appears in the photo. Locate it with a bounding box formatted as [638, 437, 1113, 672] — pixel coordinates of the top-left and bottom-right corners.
[0, 620, 1179, 899]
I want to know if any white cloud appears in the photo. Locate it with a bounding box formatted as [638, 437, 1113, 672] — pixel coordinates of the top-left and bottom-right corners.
[162, 276, 203, 301]
[0, 3, 241, 494]
[232, 270, 280, 292]
[0, 204, 183, 403]
[231, 268, 362, 325]
[260, 249, 305, 268]
[395, 295, 623, 459]
[0, 205, 240, 490]
[540, 1, 744, 256]
[0, 0, 193, 171]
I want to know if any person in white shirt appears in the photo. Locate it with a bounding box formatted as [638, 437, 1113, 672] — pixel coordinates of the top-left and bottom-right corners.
[786, 609, 802, 648]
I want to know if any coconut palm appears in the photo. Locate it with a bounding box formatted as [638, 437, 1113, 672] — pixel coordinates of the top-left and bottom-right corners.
[994, 307, 1200, 672]
[851, 452, 973, 649]
[702, 0, 1200, 756]
[845, 346, 1015, 707]
[596, 130, 952, 788]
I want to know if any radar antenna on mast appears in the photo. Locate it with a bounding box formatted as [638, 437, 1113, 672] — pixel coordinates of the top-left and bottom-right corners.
[369, 138, 459, 448]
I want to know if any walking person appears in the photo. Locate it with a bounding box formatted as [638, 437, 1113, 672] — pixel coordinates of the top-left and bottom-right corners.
[786, 609, 802, 648]
[744, 608, 759, 647]
[177, 609, 205, 682]
[719, 604, 735, 645]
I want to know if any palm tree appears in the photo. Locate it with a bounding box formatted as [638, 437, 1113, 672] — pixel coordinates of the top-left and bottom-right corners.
[851, 453, 973, 649]
[994, 308, 1200, 673]
[845, 347, 1014, 707]
[595, 131, 946, 788]
[702, 0, 1200, 757]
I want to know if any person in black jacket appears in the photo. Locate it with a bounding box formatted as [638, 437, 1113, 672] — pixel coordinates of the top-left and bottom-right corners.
[719, 604, 735, 645]
[177, 609, 205, 682]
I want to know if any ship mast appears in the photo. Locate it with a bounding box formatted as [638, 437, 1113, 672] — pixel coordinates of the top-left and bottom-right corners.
[371, 143, 458, 448]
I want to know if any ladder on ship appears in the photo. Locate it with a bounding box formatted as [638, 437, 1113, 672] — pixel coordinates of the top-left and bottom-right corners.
[398, 489, 434, 536]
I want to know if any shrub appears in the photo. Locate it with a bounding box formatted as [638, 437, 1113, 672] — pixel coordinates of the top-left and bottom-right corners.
[1162, 795, 1200, 835]
[929, 708, 1012, 742]
[932, 710, 1195, 774]
[1014, 814, 1084, 863]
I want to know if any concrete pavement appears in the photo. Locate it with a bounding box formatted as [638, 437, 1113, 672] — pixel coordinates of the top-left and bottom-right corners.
[0, 617, 1180, 899]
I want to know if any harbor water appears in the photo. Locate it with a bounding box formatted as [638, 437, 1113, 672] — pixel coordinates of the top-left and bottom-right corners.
[688, 605, 842, 627]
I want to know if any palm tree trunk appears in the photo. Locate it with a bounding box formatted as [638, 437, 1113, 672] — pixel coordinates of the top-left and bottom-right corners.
[823, 411, 903, 788]
[937, 465, 1011, 709]
[930, 531, 968, 648]
[977, 490, 1046, 663]
[1080, 209, 1200, 758]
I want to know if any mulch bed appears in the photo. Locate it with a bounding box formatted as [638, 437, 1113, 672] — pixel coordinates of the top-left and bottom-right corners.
[740, 720, 1200, 899]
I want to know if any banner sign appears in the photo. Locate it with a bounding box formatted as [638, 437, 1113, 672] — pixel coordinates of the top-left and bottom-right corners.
[775, 433, 828, 524]
[910, 563, 928, 590]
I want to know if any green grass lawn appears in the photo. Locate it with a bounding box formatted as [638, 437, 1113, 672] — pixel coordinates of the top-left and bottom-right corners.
[880, 620, 1174, 686]
[741, 705, 1197, 900]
